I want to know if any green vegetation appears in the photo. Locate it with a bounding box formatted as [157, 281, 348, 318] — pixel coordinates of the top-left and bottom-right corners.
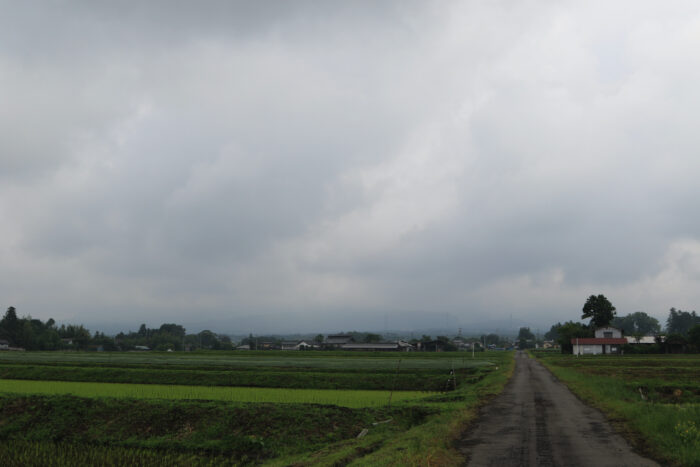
[0, 351, 491, 391]
[0, 350, 515, 465]
[0, 364, 466, 391]
[0, 379, 432, 408]
[532, 352, 700, 467]
[0, 395, 429, 465]
[581, 294, 616, 328]
[0, 350, 493, 370]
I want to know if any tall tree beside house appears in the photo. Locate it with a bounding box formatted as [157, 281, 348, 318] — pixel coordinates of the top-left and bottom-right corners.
[666, 308, 700, 335]
[554, 321, 592, 354]
[581, 294, 616, 328]
[544, 323, 561, 341]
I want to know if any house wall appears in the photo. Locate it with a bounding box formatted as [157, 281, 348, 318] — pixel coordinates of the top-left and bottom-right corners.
[573, 344, 604, 355]
[594, 327, 622, 338]
[573, 343, 622, 355]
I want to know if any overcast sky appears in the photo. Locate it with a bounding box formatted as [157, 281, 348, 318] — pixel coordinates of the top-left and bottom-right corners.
[2, 1, 700, 334]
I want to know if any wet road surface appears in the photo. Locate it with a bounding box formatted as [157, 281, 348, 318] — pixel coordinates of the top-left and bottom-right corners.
[458, 351, 658, 467]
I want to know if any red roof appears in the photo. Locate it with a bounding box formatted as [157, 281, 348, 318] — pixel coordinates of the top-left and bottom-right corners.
[570, 338, 627, 345]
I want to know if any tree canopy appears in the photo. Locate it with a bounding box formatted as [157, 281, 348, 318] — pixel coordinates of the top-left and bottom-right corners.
[517, 327, 536, 349]
[611, 312, 660, 336]
[553, 321, 592, 353]
[581, 294, 616, 328]
[666, 308, 700, 335]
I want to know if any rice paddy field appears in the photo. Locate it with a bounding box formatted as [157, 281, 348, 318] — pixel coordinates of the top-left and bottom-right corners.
[532, 352, 700, 467]
[0, 350, 514, 466]
[0, 379, 431, 407]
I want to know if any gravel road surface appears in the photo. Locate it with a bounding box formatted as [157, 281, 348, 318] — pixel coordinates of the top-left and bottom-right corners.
[458, 351, 658, 466]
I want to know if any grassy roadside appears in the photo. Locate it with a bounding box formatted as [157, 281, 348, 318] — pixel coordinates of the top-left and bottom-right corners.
[531, 352, 700, 467]
[269, 351, 515, 466]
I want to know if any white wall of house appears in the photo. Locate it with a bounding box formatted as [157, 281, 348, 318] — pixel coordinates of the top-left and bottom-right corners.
[573, 344, 602, 355]
[594, 327, 622, 338]
[573, 343, 622, 355]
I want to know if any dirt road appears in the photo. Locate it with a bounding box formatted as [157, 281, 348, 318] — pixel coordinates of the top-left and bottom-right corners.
[458, 351, 658, 466]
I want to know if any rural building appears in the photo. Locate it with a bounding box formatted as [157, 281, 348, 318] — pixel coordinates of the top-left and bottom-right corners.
[340, 341, 413, 352]
[571, 327, 627, 355]
[280, 340, 312, 350]
[0, 339, 9, 350]
[323, 334, 354, 349]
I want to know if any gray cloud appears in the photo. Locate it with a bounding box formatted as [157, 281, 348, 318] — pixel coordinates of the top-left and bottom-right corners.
[2, 1, 700, 333]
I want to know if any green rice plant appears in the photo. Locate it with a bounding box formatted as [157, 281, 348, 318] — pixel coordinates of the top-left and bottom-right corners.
[0, 350, 497, 371]
[0, 441, 238, 466]
[0, 364, 468, 391]
[0, 379, 434, 408]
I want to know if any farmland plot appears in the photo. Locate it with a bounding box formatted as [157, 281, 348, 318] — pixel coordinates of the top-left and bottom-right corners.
[0, 350, 514, 465]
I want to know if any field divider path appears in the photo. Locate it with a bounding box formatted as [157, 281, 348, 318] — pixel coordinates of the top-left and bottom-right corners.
[457, 351, 659, 467]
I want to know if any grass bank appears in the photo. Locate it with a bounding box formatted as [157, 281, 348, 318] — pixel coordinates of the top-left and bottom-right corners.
[532, 352, 700, 467]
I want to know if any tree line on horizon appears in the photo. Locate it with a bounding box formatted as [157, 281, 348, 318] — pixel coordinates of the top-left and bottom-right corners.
[0, 306, 468, 352]
[0, 307, 234, 351]
[2, 297, 700, 353]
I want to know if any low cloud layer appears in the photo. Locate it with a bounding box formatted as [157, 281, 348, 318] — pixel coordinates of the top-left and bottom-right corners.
[2, 1, 700, 333]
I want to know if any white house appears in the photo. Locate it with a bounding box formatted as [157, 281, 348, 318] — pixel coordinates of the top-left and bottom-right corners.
[571, 327, 627, 355]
